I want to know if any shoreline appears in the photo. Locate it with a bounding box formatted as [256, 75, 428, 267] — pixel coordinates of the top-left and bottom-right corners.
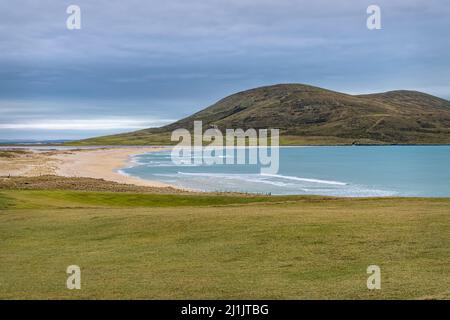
[3, 144, 450, 149]
[54, 147, 176, 188]
[0, 146, 183, 190]
[2, 145, 450, 197]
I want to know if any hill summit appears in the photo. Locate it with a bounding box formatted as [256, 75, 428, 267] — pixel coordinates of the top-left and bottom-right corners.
[74, 84, 450, 145]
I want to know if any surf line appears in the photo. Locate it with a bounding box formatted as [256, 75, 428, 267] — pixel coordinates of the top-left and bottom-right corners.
[261, 173, 348, 185]
[170, 120, 280, 174]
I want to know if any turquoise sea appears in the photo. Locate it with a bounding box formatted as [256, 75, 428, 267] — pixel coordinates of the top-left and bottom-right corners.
[121, 146, 450, 197]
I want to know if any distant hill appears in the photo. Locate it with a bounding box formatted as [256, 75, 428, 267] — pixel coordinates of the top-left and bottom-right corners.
[73, 84, 450, 145]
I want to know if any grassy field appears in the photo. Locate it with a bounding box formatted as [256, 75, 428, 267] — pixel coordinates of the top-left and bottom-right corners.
[0, 189, 449, 299]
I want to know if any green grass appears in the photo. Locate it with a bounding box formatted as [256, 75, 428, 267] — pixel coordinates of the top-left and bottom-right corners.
[70, 132, 175, 146]
[0, 190, 326, 209]
[70, 135, 379, 147]
[0, 193, 13, 209]
[0, 150, 28, 157]
[1, 190, 449, 299]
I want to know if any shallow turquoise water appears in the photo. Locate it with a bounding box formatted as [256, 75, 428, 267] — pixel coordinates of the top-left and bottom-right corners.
[121, 146, 450, 197]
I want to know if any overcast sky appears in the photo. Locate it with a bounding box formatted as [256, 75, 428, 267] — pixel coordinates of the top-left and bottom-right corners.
[1, 0, 449, 140]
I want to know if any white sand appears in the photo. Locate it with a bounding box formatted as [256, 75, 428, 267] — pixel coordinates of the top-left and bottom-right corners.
[0, 147, 176, 188]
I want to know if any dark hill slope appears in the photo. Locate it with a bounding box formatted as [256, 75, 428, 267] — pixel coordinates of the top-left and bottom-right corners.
[74, 84, 450, 145]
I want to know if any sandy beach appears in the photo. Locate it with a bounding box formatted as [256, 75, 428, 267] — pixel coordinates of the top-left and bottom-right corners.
[0, 147, 173, 188]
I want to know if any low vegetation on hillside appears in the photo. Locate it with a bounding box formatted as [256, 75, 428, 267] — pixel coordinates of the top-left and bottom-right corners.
[72, 84, 450, 146]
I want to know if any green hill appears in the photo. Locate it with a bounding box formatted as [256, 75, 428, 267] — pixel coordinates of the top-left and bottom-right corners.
[73, 84, 450, 145]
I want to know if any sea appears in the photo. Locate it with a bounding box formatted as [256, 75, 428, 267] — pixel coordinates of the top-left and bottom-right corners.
[120, 146, 450, 197]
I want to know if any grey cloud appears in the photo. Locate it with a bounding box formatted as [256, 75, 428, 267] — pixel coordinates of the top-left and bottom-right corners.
[0, 0, 449, 139]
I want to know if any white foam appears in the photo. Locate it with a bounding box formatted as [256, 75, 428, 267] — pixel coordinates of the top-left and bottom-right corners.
[154, 172, 395, 197]
[117, 169, 132, 177]
[175, 172, 305, 188]
[177, 172, 241, 179]
[261, 173, 348, 186]
[176, 172, 346, 186]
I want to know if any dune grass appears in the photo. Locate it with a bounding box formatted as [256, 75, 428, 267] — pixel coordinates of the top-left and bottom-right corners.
[0, 190, 449, 299]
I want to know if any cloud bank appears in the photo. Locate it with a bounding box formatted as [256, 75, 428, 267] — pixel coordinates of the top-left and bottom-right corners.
[0, 0, 449, 139]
